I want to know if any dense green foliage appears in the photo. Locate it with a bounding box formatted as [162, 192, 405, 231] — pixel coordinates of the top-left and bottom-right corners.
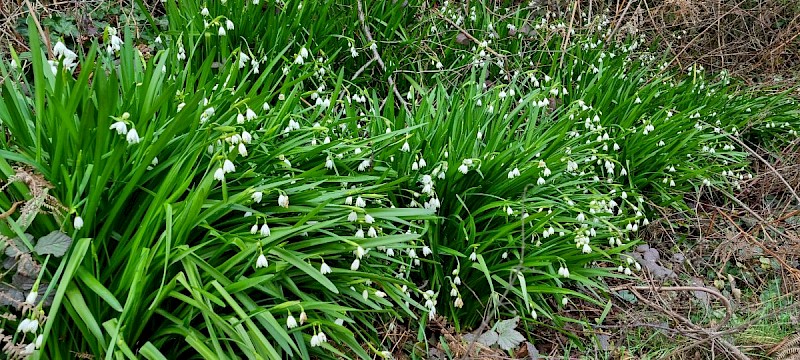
[0, 0, 798, 359]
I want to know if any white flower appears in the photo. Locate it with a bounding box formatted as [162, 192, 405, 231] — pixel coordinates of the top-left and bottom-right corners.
[21, 343, 35, 356]
[325, 158, 334, 169]
[310, 334, 320, 347]
[355, 246, 366, 259]
[364, 214, 375, 224]
[201, 7, 209, 16]
[345, 196, 353, 205]
[401, 141, 410, 152]
[226, 19, 235, 30]
[469, 251, 477, 262]
[286, 314, 298, 329]
[350, 258, 361, 271]
[252, 191, 263, 203]
[355, 228, 365, 238]
[320, 262, 332, 275]
[318, 331, 328, 343]
[454, 297, 464, 308]
[25, 291, 37, 305]
[299, 311, 307, 324]
[294, 54, 304, 65]
[299, 47, 309, 59]
[238, 143, 248, 157]
[250, 224, 259, 234]
[73, 216, 84, 230]
[214, 168, 225, 181]
[362, 289, 369, 300]
[17, 318, 38, 334]
[558, 266, 570, 278]
[278, 194, 289, 208]
[348, 211, 358, 222]
[256, 253, 268, 268]
[260, 224, 271, 237]
[222, 159, 236, 173]
[126, 128, 141, 144]
[110, 121, 128, 135]
[422, 246, 431, 256]
[506, 206, 513, 215]
[367, 227, 378, 238]
[458, 164, 469, 174]
[35, 334, 43, 348]
[218, 26, 226, 36]
[537, 177, 546, 185]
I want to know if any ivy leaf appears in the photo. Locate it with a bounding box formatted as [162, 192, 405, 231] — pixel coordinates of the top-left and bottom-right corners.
[34, 231, 72, 257]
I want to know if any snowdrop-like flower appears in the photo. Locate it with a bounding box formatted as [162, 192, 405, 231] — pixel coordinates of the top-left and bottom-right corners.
[260, 224, 271, 237]
[252, 191, 263, 203]
[201, 7, 209, 16]
[25, 291, 37, 305]
[213, 168, 225, 181]
[299, 46, 309, 59]
[469, 251, 477, 262]
[320, 262, 332, 275]
[348, 211, 358, 222]
[256, 253, 268, 268]
[350, 258, 361, 271]
[226, 19, 235, 31]
[299, 311, 307, 324]
[558, 266, 570, 278]
[223, 159, 236, 173]
[73, 216, 84, 230]
[454, 297, 464, 308]
[422, 245, 432, 256]
[218, 26, 226, 36]
[21, 343, 35, 356]
[345, 196, 353, 205]
[355, 227, 365, 238]
[367, 226, 378, 238]
[506, 206, 513, 216]
[110, 121, 128, 135]
[537, 177, 546, 185]
[238, 143, 248, 157]
[250, 224, 259, 234]
[126, 128, 141, 144]
[355, 246, 366, 259]
[35, 335, 43, 349]
[286, 313, 298, 329]
[364, 214, 375, 224]
[325, 157, 334, 169]
[310, 334, 321, 347]
[458, 164, 469, 174]
[17, 318, 38, 334]
[401, 141, 410, 152]
[369, 42, 377, 51]
[278, 194, 289, 208]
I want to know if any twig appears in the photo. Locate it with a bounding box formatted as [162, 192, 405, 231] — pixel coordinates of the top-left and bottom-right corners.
[24, 0, 53, 59]
[610, 285, 733, 330]
[622, 286, 750, 360]
[435, 11, 503, 59]
[351, 57, 375, 81]
[356, 0, 408, 109]
[725, 134, 800, 206]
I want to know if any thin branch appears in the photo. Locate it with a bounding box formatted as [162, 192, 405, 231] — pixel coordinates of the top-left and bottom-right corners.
[356, 0, 408, 109]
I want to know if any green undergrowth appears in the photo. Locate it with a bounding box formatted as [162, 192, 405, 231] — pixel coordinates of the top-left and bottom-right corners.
[0, 0, 798, 358]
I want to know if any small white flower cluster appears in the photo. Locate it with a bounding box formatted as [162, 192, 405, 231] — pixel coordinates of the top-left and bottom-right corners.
[109, 112, 141, 144]
[50, 41, 78, 74]
[105, 27, 123, 55]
